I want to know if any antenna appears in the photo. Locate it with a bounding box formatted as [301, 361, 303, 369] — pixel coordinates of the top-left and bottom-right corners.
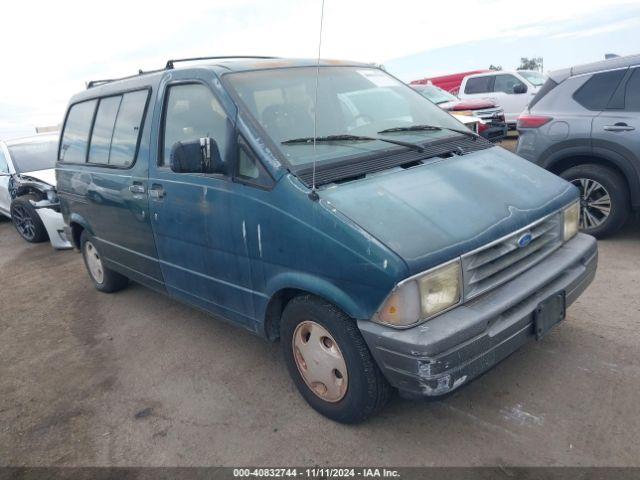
[309, 0, 325, 202]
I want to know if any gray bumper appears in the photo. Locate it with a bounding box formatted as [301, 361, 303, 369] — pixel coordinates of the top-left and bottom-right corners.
[358, 233, 598, 399]
[35, 208, 73, 250]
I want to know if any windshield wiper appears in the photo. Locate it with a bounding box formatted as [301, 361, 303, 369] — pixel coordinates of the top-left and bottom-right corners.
[281, 134, 425, 152]
[377, 124, 479, 140]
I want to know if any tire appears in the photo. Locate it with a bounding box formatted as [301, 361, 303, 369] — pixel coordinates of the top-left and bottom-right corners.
[281, 295, 392, 424]
[10, 194, 49, 243]
[560, 164, 630, 238]
[80, 230, 129, 293]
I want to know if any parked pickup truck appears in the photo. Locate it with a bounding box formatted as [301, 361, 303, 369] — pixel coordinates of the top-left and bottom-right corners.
[57, 57, 597, 423]
[458, 70, 547, 127]
[411, 83, 507, 141]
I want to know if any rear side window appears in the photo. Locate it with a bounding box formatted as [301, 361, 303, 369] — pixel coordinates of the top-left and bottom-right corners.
[89, 96, 122, 164]
[528, 78, 558, 110]
[59, 100, 97, 163]
[464, 76, 493, 94]
[84, 90, 148, 167]
[573, 69, 626, 110]
[109, 90, 148, 167]
[624, 67, 640, 111]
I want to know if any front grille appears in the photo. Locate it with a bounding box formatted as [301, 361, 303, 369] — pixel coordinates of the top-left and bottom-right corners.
[461, 212, 563, 300]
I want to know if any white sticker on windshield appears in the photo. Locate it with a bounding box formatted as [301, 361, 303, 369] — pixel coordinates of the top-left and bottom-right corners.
[357, 69, 397, 87]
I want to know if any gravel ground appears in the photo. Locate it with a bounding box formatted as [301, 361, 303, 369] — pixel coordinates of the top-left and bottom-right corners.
[0, 183, 639, 467]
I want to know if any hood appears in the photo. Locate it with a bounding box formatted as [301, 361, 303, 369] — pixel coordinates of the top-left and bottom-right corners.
[321, 147, 577, 275]
[20, 168, 56, 187]
[439, 98, 497, 111]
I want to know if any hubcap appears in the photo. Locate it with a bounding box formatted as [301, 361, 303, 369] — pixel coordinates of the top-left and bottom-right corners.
[85, 241, 104, 284]
[292, 321, 348, 403]
[571, 178, 611, 230]
[12, 205, 35, 240]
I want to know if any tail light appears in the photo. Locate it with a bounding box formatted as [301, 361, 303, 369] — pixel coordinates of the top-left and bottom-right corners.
[478, 122, 489, 133]
[517, 115, 552, 129]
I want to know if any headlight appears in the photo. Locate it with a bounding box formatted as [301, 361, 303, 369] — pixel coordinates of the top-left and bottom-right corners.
[563, 201, 580, 241]
[46, 189, 59, 203]
[375, 260, 462, 328]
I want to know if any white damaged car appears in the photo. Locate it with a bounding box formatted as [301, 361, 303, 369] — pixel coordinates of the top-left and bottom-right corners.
[0, 134, 71, 249]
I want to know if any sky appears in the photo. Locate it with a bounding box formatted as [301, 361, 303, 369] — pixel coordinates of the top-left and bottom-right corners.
[1, 0, 639, 140]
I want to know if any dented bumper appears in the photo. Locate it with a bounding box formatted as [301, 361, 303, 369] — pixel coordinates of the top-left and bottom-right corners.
[32, 201, 72, 250]
[358, 233, 597, 399]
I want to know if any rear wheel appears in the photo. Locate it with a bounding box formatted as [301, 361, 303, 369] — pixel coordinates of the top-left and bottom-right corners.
[560, 164, 630, 238]
[10, 194, 48, 243]
[80, 230, 129, 293]
[281, 295, 392, 424]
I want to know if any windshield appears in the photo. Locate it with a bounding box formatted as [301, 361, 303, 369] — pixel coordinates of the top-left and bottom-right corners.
[519, 70, 547, 87]
[7, 137, 58, 173]
[226, 66, 465, 167]
[413, 85, 457, 104]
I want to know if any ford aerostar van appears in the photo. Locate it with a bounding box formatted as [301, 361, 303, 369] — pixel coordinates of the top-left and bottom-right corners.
[57, 57, 598, 423]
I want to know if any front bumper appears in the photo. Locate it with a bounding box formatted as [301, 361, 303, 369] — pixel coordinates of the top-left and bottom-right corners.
[35, 207, 72, 250]
[358, 233, 597, 399]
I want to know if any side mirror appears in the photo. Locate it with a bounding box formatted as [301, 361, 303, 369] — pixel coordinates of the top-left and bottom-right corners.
[170, 137, 224, 174]
[513, 83, 527, 94]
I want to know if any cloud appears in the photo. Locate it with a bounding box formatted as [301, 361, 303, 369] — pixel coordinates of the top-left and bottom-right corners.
[552, 16, 640, 39]
[0, 0, 638, 138]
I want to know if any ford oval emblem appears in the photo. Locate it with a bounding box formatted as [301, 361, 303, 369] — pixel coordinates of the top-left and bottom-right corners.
[517, 232, 533, 248]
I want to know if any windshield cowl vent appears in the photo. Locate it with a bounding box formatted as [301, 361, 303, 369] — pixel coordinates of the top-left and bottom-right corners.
[295, 135, 492, 188]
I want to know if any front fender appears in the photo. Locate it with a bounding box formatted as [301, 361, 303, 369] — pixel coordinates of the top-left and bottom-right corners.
[68, 212, 94, 238]
[264, 271, 371, 322]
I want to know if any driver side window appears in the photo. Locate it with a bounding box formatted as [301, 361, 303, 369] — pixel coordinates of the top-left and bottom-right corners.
[494, 75, 525, 94]
[161, 83, 230, 167]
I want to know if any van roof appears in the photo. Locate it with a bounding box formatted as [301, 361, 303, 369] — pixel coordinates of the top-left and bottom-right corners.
[72, 57, 374, 102]
[549, 53, 640, 83]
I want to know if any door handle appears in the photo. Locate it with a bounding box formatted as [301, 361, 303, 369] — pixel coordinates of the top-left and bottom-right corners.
[603, 123, 635, 132]
[129, 183, 146, 194]
[149, 184, 166, 199]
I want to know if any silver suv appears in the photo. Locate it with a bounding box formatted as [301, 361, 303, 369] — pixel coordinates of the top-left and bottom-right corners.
[517, 54, 639, 237]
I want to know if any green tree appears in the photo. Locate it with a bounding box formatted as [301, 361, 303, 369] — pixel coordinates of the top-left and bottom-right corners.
[518, 57, 543, 71]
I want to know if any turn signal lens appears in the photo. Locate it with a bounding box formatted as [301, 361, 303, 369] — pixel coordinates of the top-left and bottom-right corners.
[375, 281, 421, 327]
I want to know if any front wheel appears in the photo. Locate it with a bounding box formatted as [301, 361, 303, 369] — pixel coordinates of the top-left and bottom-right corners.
[10, 195, 48, 243]
[560, 164, 630, 238]
[80, 231, 129, 293]
[281, 295, 392, 423]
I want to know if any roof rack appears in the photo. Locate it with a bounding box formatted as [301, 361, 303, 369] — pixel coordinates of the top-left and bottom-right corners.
[165, 55, 279, 69]
[86, 56, 279, 89]
[86, 68, 166, 89]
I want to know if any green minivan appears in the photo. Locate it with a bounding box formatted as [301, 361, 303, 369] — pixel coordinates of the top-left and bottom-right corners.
[57, 57, 597, 423]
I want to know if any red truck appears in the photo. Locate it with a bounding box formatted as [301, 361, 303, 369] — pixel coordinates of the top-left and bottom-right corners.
[411, 70, 489, 95]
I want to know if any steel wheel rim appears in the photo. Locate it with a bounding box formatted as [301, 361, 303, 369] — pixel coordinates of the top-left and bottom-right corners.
[85, 241, 104, 284]
[292, 320, 348, 403]
[12, 205, 35, 240]
[571, 178, 611, 230]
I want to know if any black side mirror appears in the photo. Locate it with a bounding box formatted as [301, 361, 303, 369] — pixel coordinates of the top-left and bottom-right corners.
[513, 83, 527, 94]
[170, 138, 224, 174]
